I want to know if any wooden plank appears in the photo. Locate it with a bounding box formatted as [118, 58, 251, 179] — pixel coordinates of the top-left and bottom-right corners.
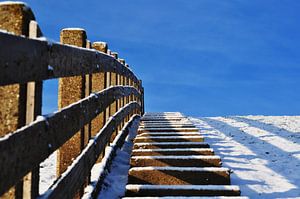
[0, 86, 140, 196]
[23, 20, 42, 199]
[0, 32, 140, 86]
[39, 102, 141, 199]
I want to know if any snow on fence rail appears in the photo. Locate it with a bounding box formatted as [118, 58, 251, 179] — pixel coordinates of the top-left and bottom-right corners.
[0, 2, 144, 199]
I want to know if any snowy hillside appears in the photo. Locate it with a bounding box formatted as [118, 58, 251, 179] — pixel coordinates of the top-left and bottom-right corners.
[190, 116, 300, 198]
[40, 115, 300, 198]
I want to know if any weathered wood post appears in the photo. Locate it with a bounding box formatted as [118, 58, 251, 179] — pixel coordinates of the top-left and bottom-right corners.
[105, 49, 112, 122]
[139, 80, 143, 115]
[23, 20, 43, 199]
[0, 2, 40, 198]
[57, 28, 87, 188]
[85, 40, 92, 142]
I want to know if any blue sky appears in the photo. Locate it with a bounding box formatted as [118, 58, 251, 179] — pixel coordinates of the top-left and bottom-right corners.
[22, 0, 300, 116]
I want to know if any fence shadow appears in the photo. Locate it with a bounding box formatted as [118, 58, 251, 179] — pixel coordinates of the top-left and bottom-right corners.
[232, 116, 300, 141]
[199, 117, 300, 198]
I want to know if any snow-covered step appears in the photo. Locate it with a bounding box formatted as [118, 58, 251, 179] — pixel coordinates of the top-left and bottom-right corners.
[130, 155, 221, 167]
[132, 148, 215, 156]
[138, 132, 201, 137]
[134, 136, 204, 143]
[128, 167, 231, 185]
[123, 197, 248, 199]
[139, 125, 196, 129]
[138, 127, 199, 133]
[140, 124, 193, 126]
[141, 118, 185, 121]
[133, 142, 210, 149]
[141, 120, 191, 123]
[125, 185, 241, 197]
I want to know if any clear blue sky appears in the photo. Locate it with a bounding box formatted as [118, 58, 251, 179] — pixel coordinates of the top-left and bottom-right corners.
[22, 0, 300, 116]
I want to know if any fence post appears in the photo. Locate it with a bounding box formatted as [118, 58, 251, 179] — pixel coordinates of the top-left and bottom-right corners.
[110, 52, 118, 140]
[118, 58, 125, 129]
[57, 28, 87, 197]
[110, 52, 118, 116]
[105, 50, 112, 122]
[0, 2, 35, 198]
[91, 42, 107, 137]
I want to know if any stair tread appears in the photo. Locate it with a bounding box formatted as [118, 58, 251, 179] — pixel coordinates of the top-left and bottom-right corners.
[129, 166, 229, 172]
[123, 197, 248, 199]
[126, 184, 240, 191]
[131, 155, 220, 159]
[132, 148, 214, 152]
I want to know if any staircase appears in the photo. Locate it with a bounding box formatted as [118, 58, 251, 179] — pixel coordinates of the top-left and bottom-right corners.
[123, 112, 247, 198]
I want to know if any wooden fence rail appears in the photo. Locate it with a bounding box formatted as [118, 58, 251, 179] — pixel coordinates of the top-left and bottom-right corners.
[0, 1, 144, 199]
[0, 32, 139, 86]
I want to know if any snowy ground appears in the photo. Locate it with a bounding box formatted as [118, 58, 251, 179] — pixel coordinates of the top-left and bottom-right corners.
[96, 123, 137, 198]
[39, 151, 57, 195]
[39, 116, 300, 198]
[190, 116, 300, 199]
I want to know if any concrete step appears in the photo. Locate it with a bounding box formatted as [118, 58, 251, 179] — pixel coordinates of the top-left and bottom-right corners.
[141, 119, 186, 122]
[130, 155, 221, 167]
[140, 123, 194, 125]
[123, 197, 248, 199]
[134, 136, 204, 143]
[139, 126, 196, 129]
[138, 132, 201, 137]
[140, 121, 192, 124]
[133, 142, 210, 149]
[128, 167, 231, 185]
[125, 185, 241, 197]
[132, 148, 215, 156]
[138, 128, 199, 133]
[140, 120, 191, 123]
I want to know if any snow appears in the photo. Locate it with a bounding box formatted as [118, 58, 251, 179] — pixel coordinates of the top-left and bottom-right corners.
[39, 151, 57, 195]
[190, 116, 300, 198]
[132, 148, 214, 152]
[131, 155, 220, 160]
[138, 132, 200, 136]
[138, 127, 199, 131]
[36, 115, 300, 198]
[95, 116, 139, 199]
[134, 142, 209, 146]
[122, 197, 248, 199]
[135, 136, 204, 139]
[129, 166, 229, 172]
[61, 27, 85, 31]
[0, 1, 28, 6]
[125, 184, 240, 191]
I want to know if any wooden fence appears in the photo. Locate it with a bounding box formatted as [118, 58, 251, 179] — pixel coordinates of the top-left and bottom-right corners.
[0, 2, 144, 199]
